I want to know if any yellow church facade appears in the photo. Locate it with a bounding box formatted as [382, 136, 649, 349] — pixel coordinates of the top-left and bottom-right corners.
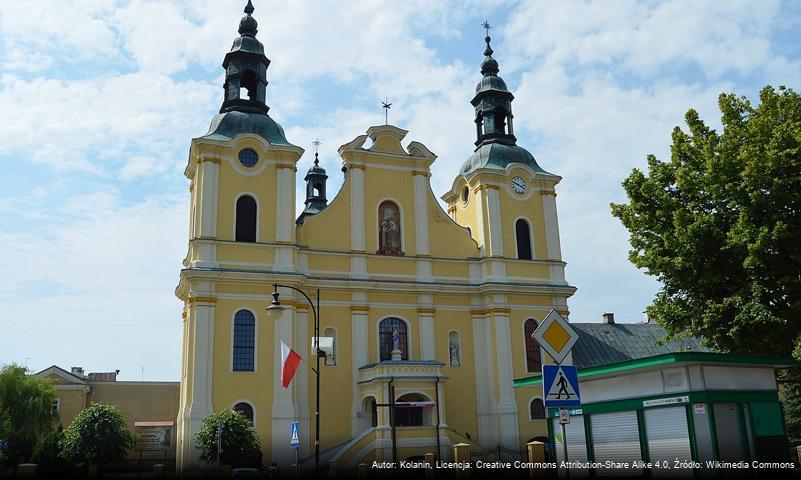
[176, 2, 575, 470]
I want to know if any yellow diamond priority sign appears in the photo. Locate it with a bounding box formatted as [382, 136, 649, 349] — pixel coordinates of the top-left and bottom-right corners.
[532, 309, 578, 364]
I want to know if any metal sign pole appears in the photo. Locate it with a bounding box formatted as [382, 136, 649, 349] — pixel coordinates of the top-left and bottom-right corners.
[216, 420, 222, 475]
[560, 410, 569, 462]
[557, 358, 569, 479]
[560, 413, 571, 480]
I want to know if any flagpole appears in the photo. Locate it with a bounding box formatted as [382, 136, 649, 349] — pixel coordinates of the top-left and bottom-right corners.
[315, 288, 321, 478]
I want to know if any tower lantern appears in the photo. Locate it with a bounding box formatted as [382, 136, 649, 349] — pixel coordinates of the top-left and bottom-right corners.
[220, 0, 271, 114]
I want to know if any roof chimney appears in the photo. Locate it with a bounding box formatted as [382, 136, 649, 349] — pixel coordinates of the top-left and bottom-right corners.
[70, 367, 85, 377]
[602, 313, 615, 324]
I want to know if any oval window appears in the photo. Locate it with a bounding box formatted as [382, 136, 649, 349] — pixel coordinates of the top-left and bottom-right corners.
[461, 186, 469, 204]
[238, 148, 259, 168]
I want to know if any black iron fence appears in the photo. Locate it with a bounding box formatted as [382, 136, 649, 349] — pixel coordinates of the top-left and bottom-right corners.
[468, 443, 528, 465]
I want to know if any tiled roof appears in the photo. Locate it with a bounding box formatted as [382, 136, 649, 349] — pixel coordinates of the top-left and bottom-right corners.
[571, 322, 712, 369]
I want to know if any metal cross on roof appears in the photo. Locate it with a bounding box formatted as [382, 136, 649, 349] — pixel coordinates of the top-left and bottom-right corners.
[312, 138, 321, 164]
[381, 97, 392, 125]
[482, 20, 493, 37]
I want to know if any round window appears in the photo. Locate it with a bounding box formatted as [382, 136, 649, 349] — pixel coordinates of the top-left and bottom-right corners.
[238, 148, 259, 168]
[461, 186, 470, 204]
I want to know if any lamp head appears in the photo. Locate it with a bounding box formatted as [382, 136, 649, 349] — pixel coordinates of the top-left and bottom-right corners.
[266, 286, 285, 319]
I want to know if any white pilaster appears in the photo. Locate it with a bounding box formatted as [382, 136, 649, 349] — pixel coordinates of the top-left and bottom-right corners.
[181, 300, 215, 468]
[350, 167, 365, 252]
[493, 310, 519, 444]
[198, 159, 219, 238]
[418, 295, 435, 360]
[542, 192, 562, 260]
[294, 308, 311, 459]
[474, 188, 487, 255]
[412, 173, 430, 255]
[485, 186, 504, 257]
[275, 166, 295, 243]
[416, 259, 433, 283]
[472, 312, 499, 445]
[351, 297, 369, 436]
[271, 302, 295, 465]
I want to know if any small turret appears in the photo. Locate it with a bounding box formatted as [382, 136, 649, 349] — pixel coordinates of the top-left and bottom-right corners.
[297, 152, 328, 225]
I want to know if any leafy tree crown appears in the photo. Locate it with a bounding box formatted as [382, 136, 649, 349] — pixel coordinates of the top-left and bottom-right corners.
[59, 402, 134, 465]
[194, 409, 260, 466]
[611, 86, 801, 357]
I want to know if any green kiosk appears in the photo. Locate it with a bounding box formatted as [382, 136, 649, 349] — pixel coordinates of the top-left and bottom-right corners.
[514, 320, 793, 477]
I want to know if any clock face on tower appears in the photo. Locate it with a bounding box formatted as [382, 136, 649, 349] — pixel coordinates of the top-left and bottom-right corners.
[511, 176, 527, 194]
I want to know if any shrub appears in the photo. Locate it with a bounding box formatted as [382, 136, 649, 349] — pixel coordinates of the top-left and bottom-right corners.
[60, 403, 134, 466]
[194, 410, 260, 466]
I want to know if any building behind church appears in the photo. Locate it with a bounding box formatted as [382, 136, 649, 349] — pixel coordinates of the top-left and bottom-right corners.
[176, 1, 575, 471]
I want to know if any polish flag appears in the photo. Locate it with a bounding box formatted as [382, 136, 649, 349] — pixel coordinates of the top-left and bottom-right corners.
[281, 341, 302, 388]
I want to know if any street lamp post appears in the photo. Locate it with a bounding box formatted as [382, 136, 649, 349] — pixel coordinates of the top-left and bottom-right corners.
[266, 283, 322, 478]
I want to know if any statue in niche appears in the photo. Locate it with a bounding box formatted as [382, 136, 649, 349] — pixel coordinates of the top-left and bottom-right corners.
[377, 201, 403, 256]
[392, 328, 401, 352]
[449, 341, 460, 366]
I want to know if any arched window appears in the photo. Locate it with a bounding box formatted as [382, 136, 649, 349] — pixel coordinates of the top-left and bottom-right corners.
[379, 317, 408, 361]
[393, 393, 432, 427]
[516, 219, 532, 260]
[524, 318, 542, 373]
[324, 327, 337, 366]
[530, 398, 545, 420]
[233, 402, 255, 426]
[448, 331, 461, 366]
[377, 200, 403, 256]
[235, 195, 257, 242]
[233, 310, 255, 372]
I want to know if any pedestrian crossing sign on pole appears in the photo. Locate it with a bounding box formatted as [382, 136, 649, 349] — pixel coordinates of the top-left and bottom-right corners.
[542, 365, 581, 408]
[290, 421, 300, 448]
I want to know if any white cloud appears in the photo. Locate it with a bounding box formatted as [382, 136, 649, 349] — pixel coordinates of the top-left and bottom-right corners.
[503, 0, 781, 79]
[0, 72, 216, 176]
[0, 0, 118, 63]
[0, 190, 187, 380]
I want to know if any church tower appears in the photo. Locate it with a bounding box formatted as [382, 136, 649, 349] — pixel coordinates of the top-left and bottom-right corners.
[443, 32, 568, 288]
[176, 1, 304, 468]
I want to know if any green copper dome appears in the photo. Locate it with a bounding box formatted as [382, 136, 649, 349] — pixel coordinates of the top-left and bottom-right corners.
[461, 143, 550, 176]
[203, 110, 290, 144]
[475, 74, 509, 94]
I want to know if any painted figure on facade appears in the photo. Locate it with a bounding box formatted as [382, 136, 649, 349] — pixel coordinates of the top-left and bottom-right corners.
[377, 200, 403, 255]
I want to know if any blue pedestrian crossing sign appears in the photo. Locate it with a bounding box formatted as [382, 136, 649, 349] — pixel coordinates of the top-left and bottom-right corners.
[542, 365, 581, 407]
[290, 421, 300, 448]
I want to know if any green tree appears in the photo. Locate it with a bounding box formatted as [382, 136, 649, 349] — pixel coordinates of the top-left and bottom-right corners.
[0, 364, 58, 463]
[0, 410, 10, 468]
[31, 427, 70, 475]
[194, 410, 260, 466]
[611, 86, 801, 355]
[611, 85, 801, 440]
[59, 403, 134, 468]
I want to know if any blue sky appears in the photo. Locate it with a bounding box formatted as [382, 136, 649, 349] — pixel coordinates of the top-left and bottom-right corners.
[1, 0, 799, 381]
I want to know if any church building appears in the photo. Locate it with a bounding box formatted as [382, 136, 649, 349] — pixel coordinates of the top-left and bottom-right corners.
[176, 2, 575, 470]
